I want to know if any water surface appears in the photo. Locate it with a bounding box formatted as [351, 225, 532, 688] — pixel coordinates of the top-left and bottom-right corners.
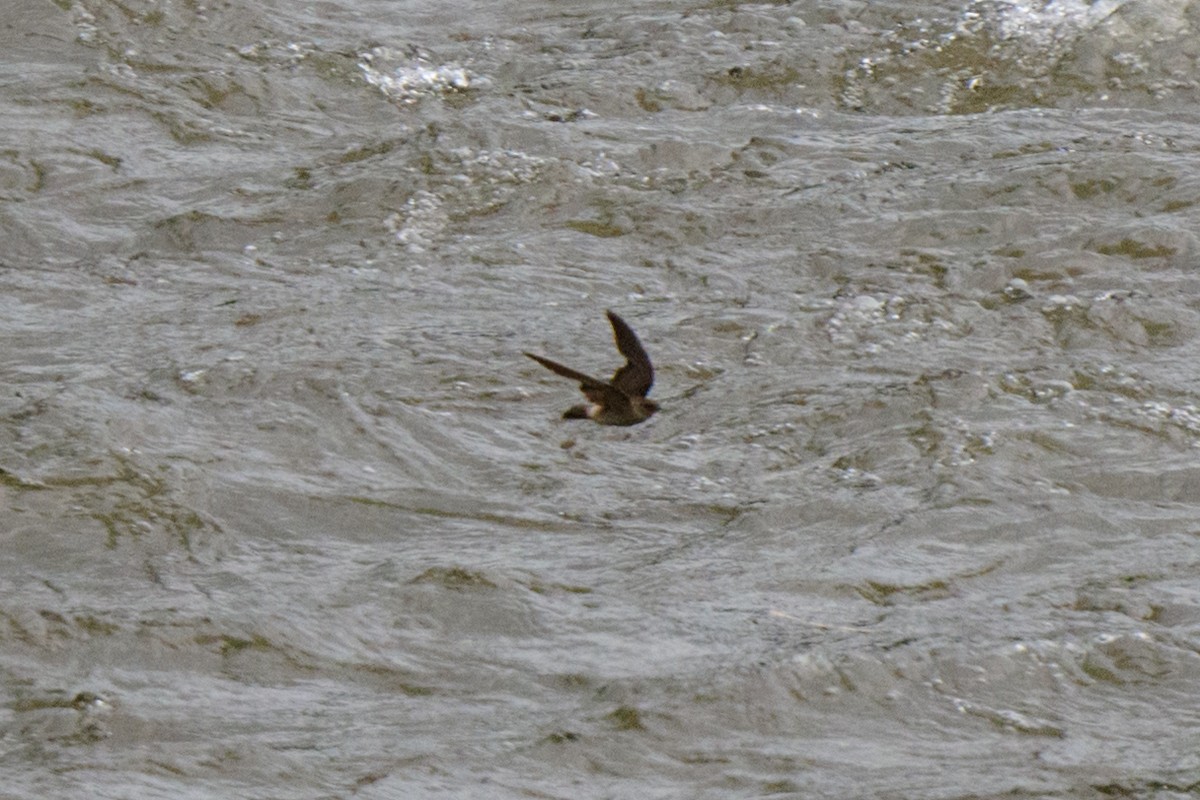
[4, 1, 1200, 797]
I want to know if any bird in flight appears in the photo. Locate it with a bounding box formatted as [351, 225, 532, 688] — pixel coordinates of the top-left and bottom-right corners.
[524, 310, 658, 426]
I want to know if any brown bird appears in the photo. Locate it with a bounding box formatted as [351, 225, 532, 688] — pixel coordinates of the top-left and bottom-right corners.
[524, 310, 659, 426]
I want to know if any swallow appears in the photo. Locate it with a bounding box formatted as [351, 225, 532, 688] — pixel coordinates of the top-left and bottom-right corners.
[524, 310, 659, 426]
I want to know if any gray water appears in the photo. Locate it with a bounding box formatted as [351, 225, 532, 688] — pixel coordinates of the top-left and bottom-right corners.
[4, 0, 1200, 797]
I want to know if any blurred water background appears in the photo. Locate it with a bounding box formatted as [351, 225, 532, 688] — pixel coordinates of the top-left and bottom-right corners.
[4, 0, 1200, 797]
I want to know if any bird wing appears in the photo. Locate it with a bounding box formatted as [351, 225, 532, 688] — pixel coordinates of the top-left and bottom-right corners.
[605, 310, 654, 398]
[524, 352, 626, 407]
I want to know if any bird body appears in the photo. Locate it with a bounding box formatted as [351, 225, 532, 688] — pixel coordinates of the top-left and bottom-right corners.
[524, 310, 658, 426]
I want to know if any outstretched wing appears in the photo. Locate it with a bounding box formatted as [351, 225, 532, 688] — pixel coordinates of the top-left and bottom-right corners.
[605, 310, 654, 398]
[524, 352, 626, 407]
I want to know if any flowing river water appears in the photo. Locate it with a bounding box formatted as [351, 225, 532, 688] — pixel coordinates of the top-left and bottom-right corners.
[4, 1, 1200, 797]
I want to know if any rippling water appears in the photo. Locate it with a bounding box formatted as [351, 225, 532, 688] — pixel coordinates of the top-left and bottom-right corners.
[5, 0, 1200, 797]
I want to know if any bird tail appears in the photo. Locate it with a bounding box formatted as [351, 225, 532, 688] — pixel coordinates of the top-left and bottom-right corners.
[562, 404, 590, 420]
